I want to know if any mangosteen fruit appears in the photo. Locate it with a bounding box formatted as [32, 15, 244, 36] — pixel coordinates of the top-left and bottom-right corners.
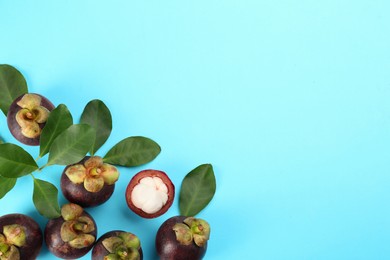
[156, 216, 210, 260]
[92, 230, 143, 260]
[44, 203, 97, 259]
[61, 156, 119, 207]
[7, 93, 55, 146]
[125, 170, 175, 218]
[0, 213, 43, 260]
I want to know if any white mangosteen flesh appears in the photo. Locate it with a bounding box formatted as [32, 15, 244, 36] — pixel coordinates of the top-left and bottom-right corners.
[131, 177, 169, 214]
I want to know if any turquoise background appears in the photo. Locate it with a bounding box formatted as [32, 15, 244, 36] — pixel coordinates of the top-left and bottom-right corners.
[1, 1, 390, 259]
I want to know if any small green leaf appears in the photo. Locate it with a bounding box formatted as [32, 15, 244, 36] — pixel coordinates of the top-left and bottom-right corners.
[0, 64, 28, 115]
[179, 164, 216, 217]
[33, 178, 61, 218]
[103, 136, 161, 167]
[0, 176, 17, 199]
[0, 143, 38, 178]
[80, 99, 112, 155]
[39, 104, 73, 158]
[47, 124, 94, 166]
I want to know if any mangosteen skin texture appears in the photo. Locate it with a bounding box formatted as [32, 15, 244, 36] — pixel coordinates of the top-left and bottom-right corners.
[91, 230, 143, 260]
[125, 169, 175, 218]
[0, 213, 43, 260]
[44, 211, 97, 259]
[61, 156, 115, 207]
[7, 93, 55, 146]
[156, 216, 207, 260]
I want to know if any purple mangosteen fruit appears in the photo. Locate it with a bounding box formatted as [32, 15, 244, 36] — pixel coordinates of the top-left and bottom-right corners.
[44, 203, 97, 259]
[156, 216, 210, 260]
[125, 170, 175, 219]
[91, 230, 143, 260]
[61, 156, 119, 207]
[7, 93, 55, 146]
[0, 213, 43, 260]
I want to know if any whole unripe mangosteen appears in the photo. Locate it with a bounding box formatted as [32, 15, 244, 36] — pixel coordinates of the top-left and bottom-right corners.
[125, 170, 175, 218]
[61, 156, 119, 207]
[7, 93, 55, 146]
[156, 216, 210, 260]
[0, 213, 43, 259]
[92, 230, 143, 260]
[44, 203, 97, 259]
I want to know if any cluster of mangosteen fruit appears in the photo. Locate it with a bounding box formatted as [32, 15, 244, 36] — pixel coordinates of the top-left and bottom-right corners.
[1, 88, 213, 259]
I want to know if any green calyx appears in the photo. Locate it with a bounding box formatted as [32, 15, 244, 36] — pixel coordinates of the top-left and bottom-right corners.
[60, 203, 95, 249]
[0, 224, 26, 260]
[15, 94, 50, 138]
[102, 232, 141, 260]
[65, 156, 119, 193]
[173, 217, 210, 247]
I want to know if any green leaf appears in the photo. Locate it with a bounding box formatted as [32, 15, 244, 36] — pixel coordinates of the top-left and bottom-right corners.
[0, 64, 28, 115]
[0, 143, 38, 178]
[33, 178, 61, 219]
[179, 164, 216, 217]
[80, 99, 112, 155]
[103, 136, 161, 166]
[39, 104, 73, 158]
[0, 176, 17, 199]
[47, 124, 94, 166]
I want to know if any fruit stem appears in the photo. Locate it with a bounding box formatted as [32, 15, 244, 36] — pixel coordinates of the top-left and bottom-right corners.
[73, 223, 87, 232]
[38, 164, 48, 171]
[118, 249, 128, 258]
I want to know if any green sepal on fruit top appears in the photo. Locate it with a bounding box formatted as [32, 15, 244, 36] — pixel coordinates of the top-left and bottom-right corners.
[179, 164, 216, 217]
[0, 64, 28, 116]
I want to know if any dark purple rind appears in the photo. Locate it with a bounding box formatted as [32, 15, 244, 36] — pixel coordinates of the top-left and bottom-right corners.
[44, 211, 97, 259]
[91, 230, 143, 260]
[0, 213, 43, 260]
[7, 93, 55, 146]
[156, 216, 207, 260]
[61, 156, 115, 207]
[125, 169, 175, 218]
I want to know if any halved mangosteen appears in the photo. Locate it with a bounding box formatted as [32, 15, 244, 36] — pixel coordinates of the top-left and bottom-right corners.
[0, 213, 43, 260]
[7, 93, 55, 146]
[92, 230, 143, 260]
[61, 156, 119, 207]
[44, 203, 97, 259]
[156, 216, 210, 260]
[125, 169, 175, 218]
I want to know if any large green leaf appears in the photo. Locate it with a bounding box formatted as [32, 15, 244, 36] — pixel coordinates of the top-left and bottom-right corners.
[103, 136, 161, 166]
[0, 176, 17, 199]
[0, 143, 38, 178]
[179, 164, 216, 216]
[80, 99, 112, 155]
[47, 124, 94, 166]
[0, 64, 28, 115]
[33, 178, 61, 219]
[39, 104, 73, 158]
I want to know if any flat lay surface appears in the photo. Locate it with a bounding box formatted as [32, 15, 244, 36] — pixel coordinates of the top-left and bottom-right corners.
[1, 1, 390, 259]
